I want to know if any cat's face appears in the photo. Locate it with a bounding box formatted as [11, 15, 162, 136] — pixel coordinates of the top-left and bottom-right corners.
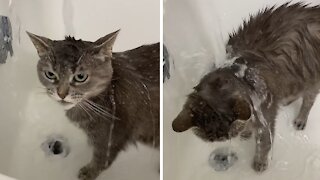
[172, 71, 252, 142]
[27, 30, 119, 109]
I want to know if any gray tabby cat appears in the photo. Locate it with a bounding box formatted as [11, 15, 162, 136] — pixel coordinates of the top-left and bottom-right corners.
[27, 30, 159, 180]
[172, 3, 320, 172]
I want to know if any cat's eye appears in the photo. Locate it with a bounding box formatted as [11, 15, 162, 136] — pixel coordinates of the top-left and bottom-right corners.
[44, 71, 57, 81]
[74, 73, 88, 83]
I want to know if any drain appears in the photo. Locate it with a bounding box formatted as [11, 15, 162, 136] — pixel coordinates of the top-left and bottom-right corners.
[209, 147, 238, 171]
[41, 135, 70, 157]
[49, 140, 63, 155]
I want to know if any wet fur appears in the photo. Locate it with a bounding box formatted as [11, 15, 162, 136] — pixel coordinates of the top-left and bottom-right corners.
[67, 44, 160, 180]
[173, 3, 320, 172]
[29, 32, 159, 180]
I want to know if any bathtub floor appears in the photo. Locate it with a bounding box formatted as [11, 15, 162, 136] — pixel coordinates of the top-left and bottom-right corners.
[0, 53, 159, 180]
[11, 92, 159, 180]
[164, 64, 320, 180]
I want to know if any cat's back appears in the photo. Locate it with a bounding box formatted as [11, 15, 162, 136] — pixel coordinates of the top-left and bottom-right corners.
[111, 44, 160, 146]
[113, 43, 160, 83]
[125, 43, 160, 76]
[228, 3, 320, 55]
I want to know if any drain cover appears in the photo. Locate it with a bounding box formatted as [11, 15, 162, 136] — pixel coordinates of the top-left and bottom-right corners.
[209, 147, 238, 171]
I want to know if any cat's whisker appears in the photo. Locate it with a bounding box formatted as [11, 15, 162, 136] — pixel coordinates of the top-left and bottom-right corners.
[88, 101, 119, 119]
[86, 102, 118, 120]
[83, 101, 119, 120]
[79, 103, 94, 120]
[85, 99, 111, 111]
[83, 102, 115, 121]
[83, 98, 108, 111]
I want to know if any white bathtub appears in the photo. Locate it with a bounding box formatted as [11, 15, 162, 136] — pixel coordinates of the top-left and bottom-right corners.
[164, 0, 320, 180]
[0, 0, 159, 179]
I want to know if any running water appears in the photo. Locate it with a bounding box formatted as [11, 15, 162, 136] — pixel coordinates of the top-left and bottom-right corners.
[140, 81, 158, 147]
[62, 0, 75, 36]
[106, 85, 116, 167]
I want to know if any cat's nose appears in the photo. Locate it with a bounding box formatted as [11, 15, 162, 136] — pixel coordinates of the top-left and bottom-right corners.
[57, 91, 67, 99]
[57, 85, 69, 100]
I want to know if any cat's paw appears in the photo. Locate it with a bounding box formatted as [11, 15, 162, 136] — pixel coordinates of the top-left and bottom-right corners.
[252, 159, 268, 173]
[293, 118, 307, 130]
[240, 130, 252, 140]
[78, 164, 99, 180]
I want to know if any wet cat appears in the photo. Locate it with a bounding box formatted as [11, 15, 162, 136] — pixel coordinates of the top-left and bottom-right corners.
[27, 30, 159, 180]
[172, 3, 320, 172]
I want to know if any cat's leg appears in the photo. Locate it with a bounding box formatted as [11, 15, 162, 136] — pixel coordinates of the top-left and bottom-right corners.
[78, 134, 126, 180]
[240, 120, 253, 140]
[78, 143, 108, 180]
[252, 103, 276, 172]
[252, 125, 273, 172]
[293, 90, 318, 130]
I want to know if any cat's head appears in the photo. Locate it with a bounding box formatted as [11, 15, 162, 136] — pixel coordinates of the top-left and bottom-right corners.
[27, 30, 120, 109]
[172, 70, 252, 142]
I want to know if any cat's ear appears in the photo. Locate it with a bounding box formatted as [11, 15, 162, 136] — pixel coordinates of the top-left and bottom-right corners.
[232, 97, 251, 120]
[26, 31, 53, 57]
[172, 108, 193, 132]
[91, 29, 120, 58]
